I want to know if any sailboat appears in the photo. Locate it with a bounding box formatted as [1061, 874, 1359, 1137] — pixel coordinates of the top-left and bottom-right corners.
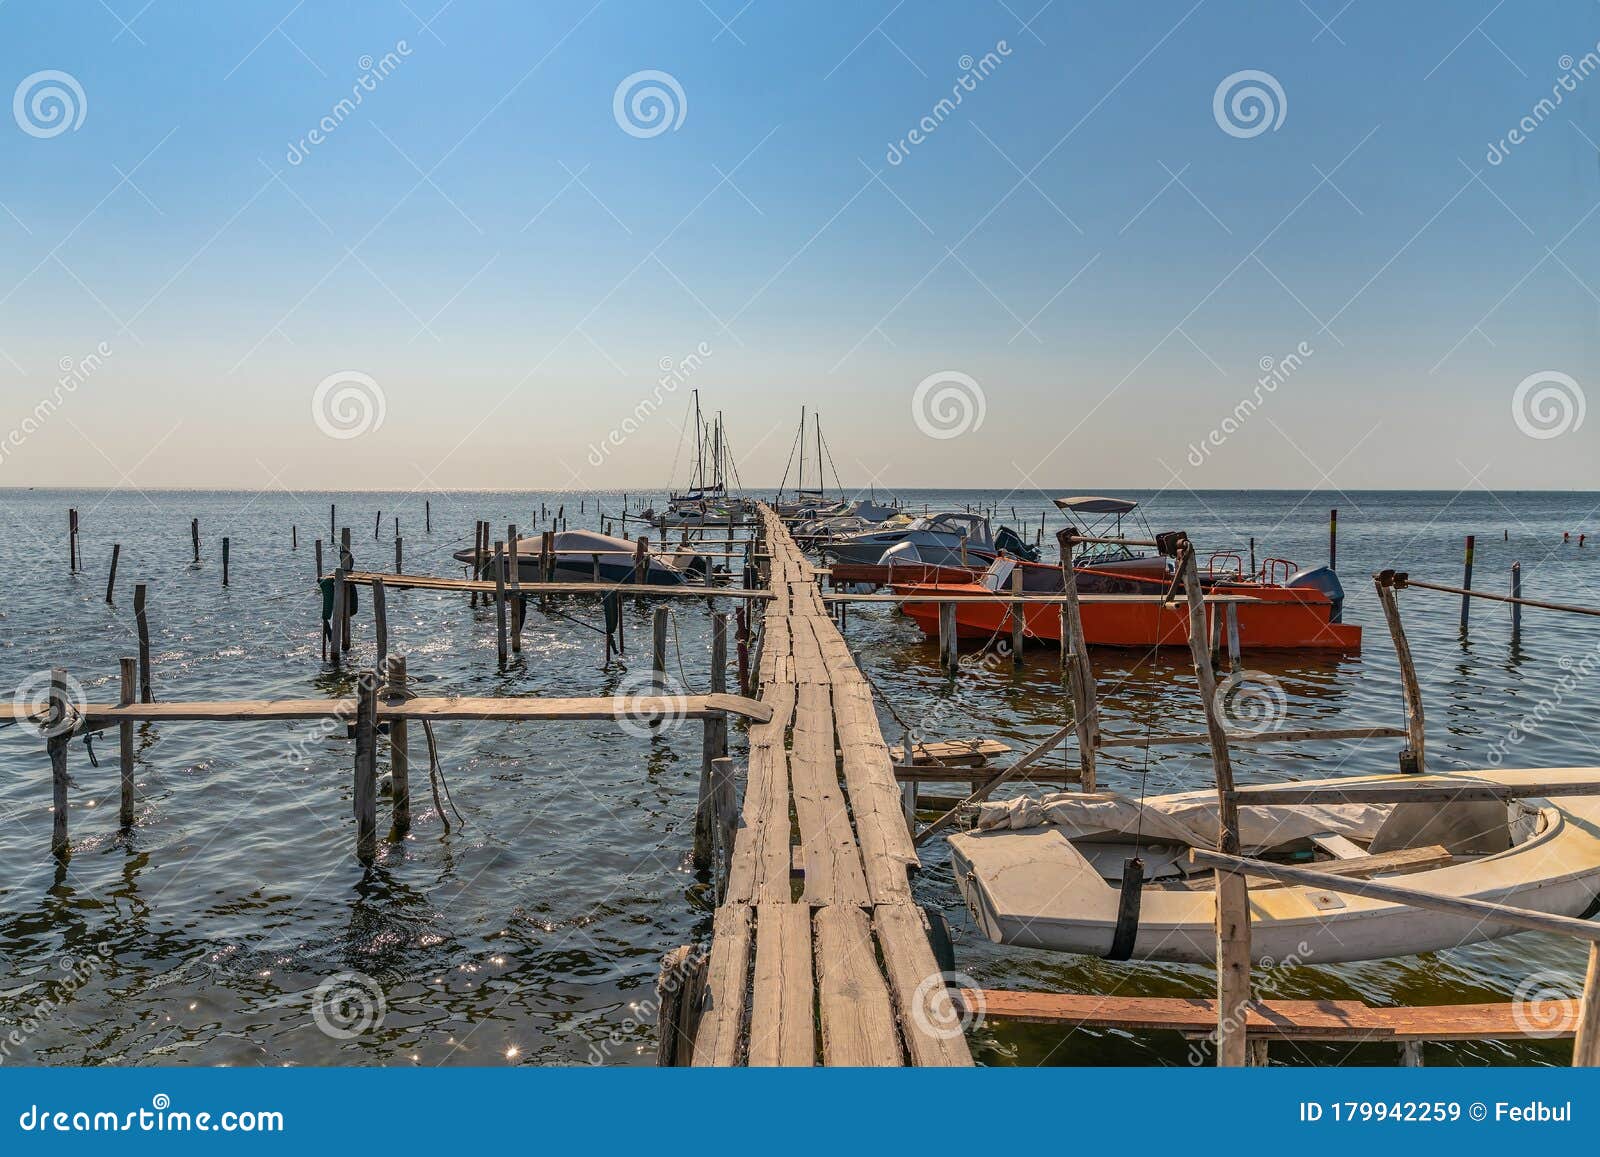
[651, 393, 751, 527]
[774, 407, 847, 517]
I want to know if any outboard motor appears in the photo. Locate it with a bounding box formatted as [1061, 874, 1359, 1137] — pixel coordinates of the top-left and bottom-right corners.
[1287, 564, 1345, 622]
[994, 525, 1040, 562]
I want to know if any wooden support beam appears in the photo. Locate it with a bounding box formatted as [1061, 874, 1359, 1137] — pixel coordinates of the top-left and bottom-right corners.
[118, 657, 136, 828]
[353, 672, 378, 866]
[386, 655, 410, 838]
[48, 669, 71, 861]
[134, 584, 153, 702]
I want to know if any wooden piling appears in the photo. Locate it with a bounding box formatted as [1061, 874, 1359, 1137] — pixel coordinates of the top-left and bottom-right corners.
[374, 510, 382, 539]
[338, 530, 353, 653]
[386, 654, 411, 838]
[221, 537, 230, 586]
[1177, 540, 1250, 1067]
[134, 583, 153, 702]
[48, 669, 71, 860]
[470, 522, 484, 608]
[425, 500, 431, 534]
[292, 525, 297, 550]
[69, 508, 79, 574]
[494, 541, 508, 665]
[353, 671, 378, 865]
[118, 656, 136, 827]
[191, 517, 199, 566]
[330, 567, 346, 667]
[1374, 573, 1425, 772]
[1058, 544, 1097, 792]
[695, 613, 728, 870]
[1010, 565, 1024, 668]
[315, 539, 323, 580]
[1511, 562, 1522, 644]
[1225, 603, 1241, 672]
[371, 576, 388, 671]
[937, 601, 958, 672]
[394, 537, 402, 574]
[1328, 507, 1337, 571]
[508, 525, 522, 654]
[105, 543, 120, 603]
[1460, 535, 1475, 632]
[330, 503, 336, 537]
[652, 607, 668, 688]
[1574, 942, 1600, 1066]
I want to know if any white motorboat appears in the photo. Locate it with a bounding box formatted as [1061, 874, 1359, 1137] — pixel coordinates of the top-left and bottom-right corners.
[949, 766, 1600, 965]
[822, 511, 995, 567]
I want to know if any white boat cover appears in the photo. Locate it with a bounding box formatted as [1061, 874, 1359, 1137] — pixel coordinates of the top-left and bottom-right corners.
[974, 789, 1392, 853]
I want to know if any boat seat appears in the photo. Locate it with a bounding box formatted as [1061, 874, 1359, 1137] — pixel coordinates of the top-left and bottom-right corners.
[1368, 801, 1511, 857]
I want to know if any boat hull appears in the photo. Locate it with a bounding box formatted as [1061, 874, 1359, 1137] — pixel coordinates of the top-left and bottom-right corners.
[893, 580, 1361, 649]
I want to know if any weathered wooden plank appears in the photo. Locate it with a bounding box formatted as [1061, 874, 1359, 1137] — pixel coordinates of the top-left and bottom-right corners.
[791, 682, 869, 906]
[874, 904, 974, 1066]
[341, 569, 773, 599]
[831, 680, 918, 904]
[814, 905, 903, 1066]
[748, 903, 815, 1066]
[724, 683, 796, 906]
[692, 904, 753, 1066]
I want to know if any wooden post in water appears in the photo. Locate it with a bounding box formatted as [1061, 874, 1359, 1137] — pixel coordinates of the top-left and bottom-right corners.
[494, 541, 508, 665]
[540, 530, 554, 612]
[1374, 572, 1424, 773]
[634, 535, 649, 597]
[374, 510, 382, 540]
[1460, 535, 1475, 632]
[694, 613, 728, 870]
[191, 517, 200, 566]
[353, 671, 378, 866]
[1511, 562, 1523, 645]
[118, 656, 136, 827]
[330, 568, 346, 668]
[1574, 943, 1600, 1066]
[937, 601, 958, 673]
[69, 508, 79, 574]
[1225, 602, 1241, 672]
[134, 583, 153, 702]
[1057, 536, 1096, 792]
[48, 669, 71, 860]
[735, 606, 749, 694]
[386, 654, 411, 838]
[394, 537, 402, 574]
[470, 522, 484, 608]
[371, 576, 388, 672]
[1176, 538, 1250, 1068]
[105, 544, 120, 603]
[652, 608, 668, 688]
[338, 529, 353, 653]
[315, 539, 323, 580]
[292, 525, 297, 550]
[508, 525, 522, 654]
[425, 500, 431, 534]
[330, 503, 336, 538]
[1328, 507, 1338, 571]
[1010, 565, 1025, 668]
[221, 537, 230, 586]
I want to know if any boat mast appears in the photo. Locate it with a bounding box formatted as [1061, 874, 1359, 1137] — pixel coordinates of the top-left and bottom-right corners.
[713, 411, 724, 494]
[797, 405, 806, 498]
[815, 412, 823, 499]
[692, 390, 704, 492]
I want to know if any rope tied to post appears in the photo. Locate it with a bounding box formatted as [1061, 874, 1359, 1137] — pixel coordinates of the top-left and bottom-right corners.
[375, 671, 465, 831]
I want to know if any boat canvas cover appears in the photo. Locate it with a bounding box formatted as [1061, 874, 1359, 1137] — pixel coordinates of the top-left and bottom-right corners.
[1054, 496, 1139, 514]
[975, 789, 1392, 853]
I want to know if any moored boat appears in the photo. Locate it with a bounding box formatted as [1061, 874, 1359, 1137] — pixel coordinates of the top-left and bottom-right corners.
[453, 528, 692, 585]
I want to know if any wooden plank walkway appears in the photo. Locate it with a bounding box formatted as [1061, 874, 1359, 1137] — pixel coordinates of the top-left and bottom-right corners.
[690, 505, 973, 1066]
[340, 570, 772, 600]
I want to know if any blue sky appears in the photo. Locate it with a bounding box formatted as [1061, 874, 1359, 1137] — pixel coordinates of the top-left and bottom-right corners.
[2, 0, 1599, 490]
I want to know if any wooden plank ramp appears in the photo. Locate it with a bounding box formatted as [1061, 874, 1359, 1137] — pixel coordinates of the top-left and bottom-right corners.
[683, 504, 973, 1066]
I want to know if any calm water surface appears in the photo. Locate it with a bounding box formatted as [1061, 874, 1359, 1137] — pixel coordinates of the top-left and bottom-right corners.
[3, 487, 1599, 1066]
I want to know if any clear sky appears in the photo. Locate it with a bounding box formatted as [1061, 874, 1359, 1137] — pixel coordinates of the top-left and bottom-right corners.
[2, 0, 1598, 491]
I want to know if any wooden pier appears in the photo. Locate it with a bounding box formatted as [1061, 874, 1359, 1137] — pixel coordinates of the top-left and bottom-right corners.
[661, 505, 973, 1067]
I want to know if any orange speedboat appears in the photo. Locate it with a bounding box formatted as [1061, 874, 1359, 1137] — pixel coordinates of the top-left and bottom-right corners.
[892, 556, 1360, 650]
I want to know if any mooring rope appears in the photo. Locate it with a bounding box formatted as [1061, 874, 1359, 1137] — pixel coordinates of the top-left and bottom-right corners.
[377, 674, 465, 831]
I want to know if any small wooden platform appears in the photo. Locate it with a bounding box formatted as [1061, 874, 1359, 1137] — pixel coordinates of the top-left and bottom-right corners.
[955, 989, 1581, 1042]
[339, 570, 772, 600]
